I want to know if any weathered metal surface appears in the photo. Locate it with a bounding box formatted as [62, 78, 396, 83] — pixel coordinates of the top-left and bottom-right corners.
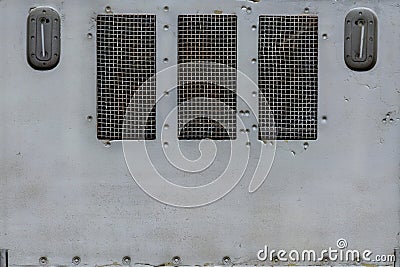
[0, 0, 399, 266]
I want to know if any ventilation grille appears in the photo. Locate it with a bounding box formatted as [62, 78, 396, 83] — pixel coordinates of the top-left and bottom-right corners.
[258, 15, 318, 140]
[177, 15, 237, 140]
[96, 14, 156, 140]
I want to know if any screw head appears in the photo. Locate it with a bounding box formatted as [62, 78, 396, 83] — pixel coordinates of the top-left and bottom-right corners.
[39, 257, 48, 265]
[122, 256, 131, 265]
[72, 256, 81, 265]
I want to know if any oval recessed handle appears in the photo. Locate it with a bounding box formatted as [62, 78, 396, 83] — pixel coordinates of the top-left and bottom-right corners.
[344, 8, 377, 71]
[27, 7, 60, 70]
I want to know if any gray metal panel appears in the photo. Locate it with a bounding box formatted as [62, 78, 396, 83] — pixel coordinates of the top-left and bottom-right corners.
[0, 0, 399, 266]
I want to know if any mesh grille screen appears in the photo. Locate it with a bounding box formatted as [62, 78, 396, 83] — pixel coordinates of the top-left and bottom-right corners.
[258, 15, 318, 140]
[96, 14, 156, 140]
[177, 15, 237, 140]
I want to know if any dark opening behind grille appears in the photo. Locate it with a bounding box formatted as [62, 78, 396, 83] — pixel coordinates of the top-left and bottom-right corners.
[96, 14, 156, 140]
[177, 14, 237, 140]
[258, 15, 318, 140]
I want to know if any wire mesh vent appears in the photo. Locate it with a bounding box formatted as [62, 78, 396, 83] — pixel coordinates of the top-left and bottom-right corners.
[96, 14, 156, 140]
[177, 15, 237, 140]
[258, 15, 318, 140]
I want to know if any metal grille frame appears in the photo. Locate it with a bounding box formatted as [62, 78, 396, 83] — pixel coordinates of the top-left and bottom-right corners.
[258, 15, 319, 140]
[96, 14, 156, 141]
[177, 14, 238, 140]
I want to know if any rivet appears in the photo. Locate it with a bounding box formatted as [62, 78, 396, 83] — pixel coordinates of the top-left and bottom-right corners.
[172, 256, 181, 265]
[304, 7, 310, 14]
[322, 33, 328, 40]
[222, 256, 231, 265]
[122, 256, 131, 265]
[86, 115, 93, 122]
[87, 33, 93, 39]
[163, 6, 169, 12]
[273, 256, 279, 263]
[39, 257, 48, 265]
[303, 142, 309, 150]
[105, 6, 112, 13]
[104, 141, 111, 147]
[163, 25, 169, 31]
[72, 256, 81, 265]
